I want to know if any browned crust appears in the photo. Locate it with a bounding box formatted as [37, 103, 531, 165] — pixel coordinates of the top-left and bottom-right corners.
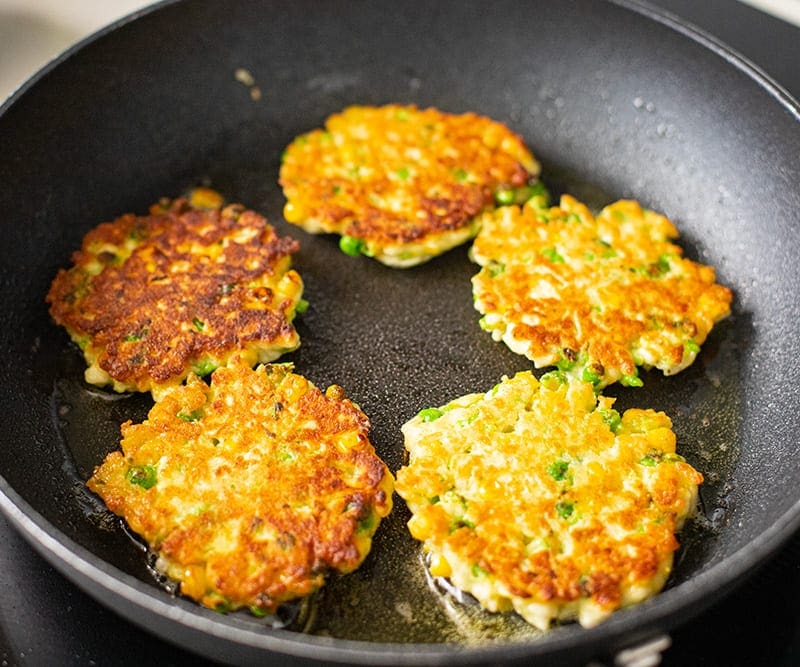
[47, 198, 302, 390]
[472, 197, 733, 386]
[279, 104, 539, 248]
[396, 372, 703, 626]
[88, 362, 394, 612]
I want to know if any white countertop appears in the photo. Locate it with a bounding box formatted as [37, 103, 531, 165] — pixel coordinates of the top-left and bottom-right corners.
[0, 0, 155, 101]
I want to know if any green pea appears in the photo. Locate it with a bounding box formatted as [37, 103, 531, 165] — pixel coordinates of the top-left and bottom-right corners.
[487, 260, 506, 277]
[192, 359, 217, 377]
[547, 460, 570, 481]
[526, 181, 551, 207]
[556, 350, 577, 371]
[357, 513, 375, 534]
[621, 371, 644, 387]
[684, 339, 701, 354]
[598, 407, 622, 432]
[582, 367, 601, 385]
[556, 501, 574, 519]
[540, 247, 565, 263]
[214, 599, 234, 614]
[339, 235, 366, 257]
[471, 563, 488, 577]
[126, 464, 157, 490]
[655, 253, 672, 275]
[177, 408, 204, 422]
[540, 370, 567, 389]
[494, 188, 515, 205]
[449, 517, 475, 533]
[418, 407, 444, 422]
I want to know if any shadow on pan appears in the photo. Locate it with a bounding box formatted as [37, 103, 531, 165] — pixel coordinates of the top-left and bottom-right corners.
[1, 0, 799, 665]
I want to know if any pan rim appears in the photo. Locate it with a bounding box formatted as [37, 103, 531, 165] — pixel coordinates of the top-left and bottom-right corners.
[1, 0, 798, 123]
[1, 0, 800, 663]
[617, 0, 800, 117]
[3, 472, 800, 663]
[0, 0, 176, 118]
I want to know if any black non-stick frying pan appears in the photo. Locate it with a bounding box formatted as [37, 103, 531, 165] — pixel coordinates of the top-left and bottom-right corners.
[1, 0, 799, 665]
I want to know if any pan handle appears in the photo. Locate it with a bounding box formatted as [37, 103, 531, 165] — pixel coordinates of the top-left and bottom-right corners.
[587, 634, 672, 667]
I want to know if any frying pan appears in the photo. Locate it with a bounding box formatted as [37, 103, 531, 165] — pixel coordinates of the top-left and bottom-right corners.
[1, 0, 799, 664]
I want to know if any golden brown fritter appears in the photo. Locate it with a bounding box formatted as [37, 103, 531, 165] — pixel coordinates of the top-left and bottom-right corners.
[279, 104, 540, 267]
[396, 371, 702, 630]
[471, 195, 732, 388]
[87, 361, 394, 614]
[47, 191, 305, 399]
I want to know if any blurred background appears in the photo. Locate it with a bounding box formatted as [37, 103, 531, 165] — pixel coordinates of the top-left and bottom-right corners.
[2, 0, 800, 103]
[0, 0, 153, 101]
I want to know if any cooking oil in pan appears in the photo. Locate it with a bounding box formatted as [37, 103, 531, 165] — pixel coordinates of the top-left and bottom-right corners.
[296, 508, 540, 643]
[47, 170, 745, 642]
[50, 326, 742, 642]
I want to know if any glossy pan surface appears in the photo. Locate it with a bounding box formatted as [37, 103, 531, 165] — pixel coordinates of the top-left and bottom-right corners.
[1, 0, 799, 664]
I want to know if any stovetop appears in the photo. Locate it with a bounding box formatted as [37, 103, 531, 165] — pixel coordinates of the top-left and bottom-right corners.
[1, 1, 799, 665]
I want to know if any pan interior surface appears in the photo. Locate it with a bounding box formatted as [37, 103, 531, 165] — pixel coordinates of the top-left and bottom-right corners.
[1, 0, 799, 663]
